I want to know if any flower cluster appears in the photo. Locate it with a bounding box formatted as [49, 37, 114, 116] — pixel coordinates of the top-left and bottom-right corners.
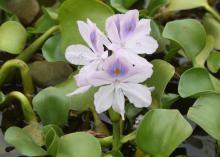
[65, 10, 158, 119]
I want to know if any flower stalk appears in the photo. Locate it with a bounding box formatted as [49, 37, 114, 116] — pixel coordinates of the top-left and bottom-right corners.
[89, 104, 110, 136]
[17, 25, 60, 62]
[205, 5, 220, 23]
[0, 59, 34, 100]
[98, 130, 136, 146]
[109, 109, 122, 151]
[3, 91, 37, 123]
[0, 25, 60, 88]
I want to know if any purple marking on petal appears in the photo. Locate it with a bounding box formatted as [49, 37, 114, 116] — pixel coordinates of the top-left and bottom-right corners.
[107, 58, 129, 78]
[90, 30, 98, 51]
[122, 16, 137, 39]
[115, 16, 121, 38]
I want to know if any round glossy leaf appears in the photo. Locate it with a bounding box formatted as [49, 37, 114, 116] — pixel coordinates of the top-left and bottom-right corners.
[178, 68, 220, 98]
[207, 51, 220, 73]
[166, 0, 208, 12]
[55, 74, 97, 111]
[187, 93, 220, 140]
[4, 127, 47, 156]
[146, 59, 175, 108]
[162, 19, 206, 61]
[23, 122, 44, 146]
[56, 132, 101, 157]
[3, 0, 40, 24]
[58, 0, 114, 52]
[42, 33, 65, 62]
[0, 21, 27, 54]
[30, 61, 72, 87]
[33, 87, 70, 126]
[137, 109, 192, 157]
[203, 14, 220, 50]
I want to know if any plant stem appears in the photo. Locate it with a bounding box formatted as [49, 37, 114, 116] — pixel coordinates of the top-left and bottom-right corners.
[0, 25, 60, 88]
[0, 59, 34, 100]
[205, 4, 220, 22]
[121, 131, 136, 143]
[98, 131, 136, 146]
[98, 136, 113, 146]
[3, 91, 37, 123]
[112, 120, 121, 151]
[89, 105, 110, 136]
[108, 109, 122, 151]
[17, 25, 60, 62]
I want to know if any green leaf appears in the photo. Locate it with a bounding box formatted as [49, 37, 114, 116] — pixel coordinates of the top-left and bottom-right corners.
[43, 125, 61, 156]
[56, 132, 101, 157]
[162, 19, 206, 62]
[145, 0, 167, 15]
[125, 103, 142, 124]
[110, 0, 137, 13]
[136, 109, 192, 157]
[187, 93, 220, 140]
[166, 0, 208, 12]
[30, 61, 72, 87]
[4, 0, 40, 25]
[55, 74, 97, 111]
[42, 33, 65, 62]
[203, 14, 220, 50]
[161, 93, 180, 109]
[43, 124, 63, 137]
[23, 122, 44, 146]
[58, 0, 114, 52]
[0, 91, 5, 104]
[110, 0, 128, 13]
[146, 59, 175, 108]
[33, 87, 70, 126]
[194, 35, 214, 67]
[28, 7, 57, 34]
[178, 68, 220, 98]
[4, 127, 47, 156]
[0, 21, 27, 54]
[207, 51, 220, 73]
[104, 151, 124, 157]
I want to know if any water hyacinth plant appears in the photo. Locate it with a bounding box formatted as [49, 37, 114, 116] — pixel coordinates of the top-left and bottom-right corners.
[65, 10, 158, 119]
[1, 0, 220, 157]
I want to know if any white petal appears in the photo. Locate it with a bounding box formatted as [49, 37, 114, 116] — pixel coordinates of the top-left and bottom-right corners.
[77, 21, 94, 49]
[89, 71, 113, 86]
[121, 83, 152, 108]
[126, 36, 158, 54]
[135, 19, 151, 36]
[112, 87, 125, 120]
[94, 84, 114, 113]
[124, 50, 152, 65]
[123, 59, 153, 83]
[120, 10, 139, 40]
[105, 15, 121, 43]
[65, 45, 96, 65]
[66, 85, 91, 96]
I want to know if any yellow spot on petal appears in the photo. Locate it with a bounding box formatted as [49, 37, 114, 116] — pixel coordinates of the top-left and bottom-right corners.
[114, 68, 121, 76]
